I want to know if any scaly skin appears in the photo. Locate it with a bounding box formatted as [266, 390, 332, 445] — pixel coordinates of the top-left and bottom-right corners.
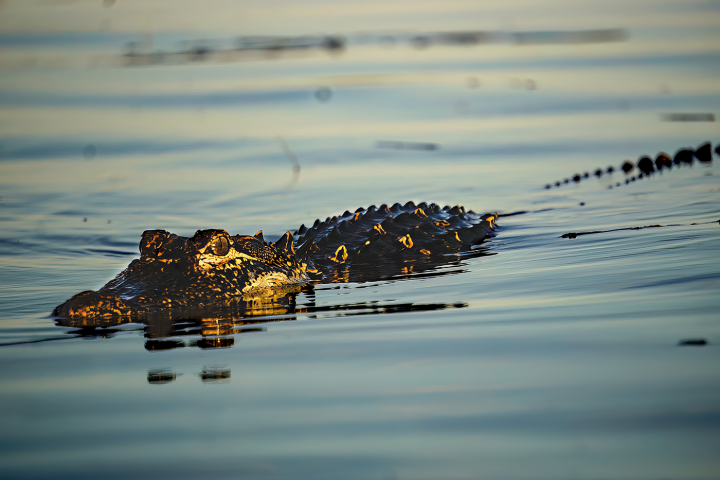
[53, 201, 498, 320]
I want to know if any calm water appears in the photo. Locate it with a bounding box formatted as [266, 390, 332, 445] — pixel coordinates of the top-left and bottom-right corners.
[1, 1, 720, 479]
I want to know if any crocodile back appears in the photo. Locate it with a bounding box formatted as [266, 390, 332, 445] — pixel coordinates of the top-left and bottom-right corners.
[292, 201, 497, 282]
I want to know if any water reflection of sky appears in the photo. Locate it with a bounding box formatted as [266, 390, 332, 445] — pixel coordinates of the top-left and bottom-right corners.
[1, 1, 719, 479]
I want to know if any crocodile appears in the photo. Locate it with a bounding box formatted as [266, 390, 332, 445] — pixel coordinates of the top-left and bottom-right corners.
[53, 140, 718, 322]
[53, 202, 498, 320]
[544, 141, 716, 189]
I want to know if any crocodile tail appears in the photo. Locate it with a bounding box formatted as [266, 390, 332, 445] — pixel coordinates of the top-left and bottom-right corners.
[544, 140, 717, 189]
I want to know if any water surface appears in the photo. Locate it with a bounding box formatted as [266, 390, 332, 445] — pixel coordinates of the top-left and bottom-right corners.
[1, 1, 719, 478]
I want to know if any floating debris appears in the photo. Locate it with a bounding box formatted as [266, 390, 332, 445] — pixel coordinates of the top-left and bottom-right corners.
[377, 140, 439, 151]
[561, 220, 717, 239]
[513, 28, 627, 45]
[662, 113, 715, 122]
[678, 339, 708, 346]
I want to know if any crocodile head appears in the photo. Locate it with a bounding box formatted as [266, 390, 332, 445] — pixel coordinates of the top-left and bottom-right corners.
[53, 229, 317, 320]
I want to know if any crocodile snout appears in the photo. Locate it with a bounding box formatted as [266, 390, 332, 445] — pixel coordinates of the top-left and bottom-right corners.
[52, 290, 136, 319]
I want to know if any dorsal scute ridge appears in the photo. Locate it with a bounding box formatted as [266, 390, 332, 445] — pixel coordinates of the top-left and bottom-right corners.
[288, 202, 497, 279]
[695, 142, 711, 163]
[545, 140, 717, 190]
[272, 231, 295, 255]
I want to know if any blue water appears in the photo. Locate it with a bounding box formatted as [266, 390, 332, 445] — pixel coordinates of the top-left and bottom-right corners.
[1, 1, 720, 478]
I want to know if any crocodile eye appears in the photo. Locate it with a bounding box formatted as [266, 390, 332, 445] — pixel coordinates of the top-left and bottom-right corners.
[209, 236, 230, 256]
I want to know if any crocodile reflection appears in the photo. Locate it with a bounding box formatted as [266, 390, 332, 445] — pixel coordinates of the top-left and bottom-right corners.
[54, 282, 471, 351]
[146, 366, 231, 384]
